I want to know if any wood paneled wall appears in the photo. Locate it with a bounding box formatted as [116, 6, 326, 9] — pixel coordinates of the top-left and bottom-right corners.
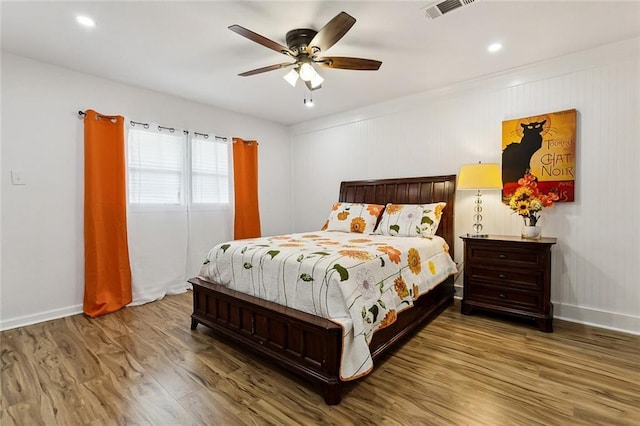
[290, 39, 640, 334]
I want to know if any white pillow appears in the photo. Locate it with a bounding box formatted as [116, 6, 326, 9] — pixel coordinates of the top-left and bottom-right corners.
[321, 202, 384, 234]
[376, 202, 446, 237]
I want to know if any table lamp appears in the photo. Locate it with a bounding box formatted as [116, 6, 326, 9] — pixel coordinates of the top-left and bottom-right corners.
[457, 162, 502, 238]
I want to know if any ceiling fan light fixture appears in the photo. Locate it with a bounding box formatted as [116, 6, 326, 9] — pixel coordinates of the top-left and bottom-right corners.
[229, 11, 382, 101]
[283, 69, 299, 87]
[310, 72, 324, 89]
[298, 62, 316, 82]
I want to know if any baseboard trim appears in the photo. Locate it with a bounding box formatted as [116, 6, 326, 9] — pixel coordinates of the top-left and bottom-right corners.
[452, 293, 638, 335]
[2, 299, 637, 336]
[0, 304, 83, 331]
[554, 302, 639, 336]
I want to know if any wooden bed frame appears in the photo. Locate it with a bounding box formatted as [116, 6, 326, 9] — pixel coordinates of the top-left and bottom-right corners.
[189, 175, 457, 404]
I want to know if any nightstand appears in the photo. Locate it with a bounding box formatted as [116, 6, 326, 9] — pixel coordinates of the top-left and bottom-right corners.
[460, 235, 557, 332]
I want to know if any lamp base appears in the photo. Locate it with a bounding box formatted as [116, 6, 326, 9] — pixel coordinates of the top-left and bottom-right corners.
[467, 233, 489, 238]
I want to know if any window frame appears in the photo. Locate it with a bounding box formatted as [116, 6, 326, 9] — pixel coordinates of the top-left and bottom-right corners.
[125, 122, 231, 213]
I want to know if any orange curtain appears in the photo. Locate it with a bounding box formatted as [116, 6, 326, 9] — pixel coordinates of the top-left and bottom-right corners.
[232, 137, 261, 239]
[83, 110, 132, 317]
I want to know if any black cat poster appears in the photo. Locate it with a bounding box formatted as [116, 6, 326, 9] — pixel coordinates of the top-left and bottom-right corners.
[501, 108, 576, 202]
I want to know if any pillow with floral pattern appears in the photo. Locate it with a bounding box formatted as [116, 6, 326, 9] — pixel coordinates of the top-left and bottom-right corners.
[321, 202, 384, 234]
[375, 202, 446, 237]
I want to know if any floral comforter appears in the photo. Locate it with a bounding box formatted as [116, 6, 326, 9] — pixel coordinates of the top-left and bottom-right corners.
[198, 231, 457, 380]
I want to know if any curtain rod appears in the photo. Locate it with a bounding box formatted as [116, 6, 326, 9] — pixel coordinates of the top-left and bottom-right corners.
[77, 110, 118, 121]
[78, 110, 228, 141]
[232, 137, 258, 145]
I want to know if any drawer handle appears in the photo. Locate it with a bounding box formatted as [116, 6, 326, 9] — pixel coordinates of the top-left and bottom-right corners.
[498, 254, 507, 259]
[498, 273, 507, 279]
[499, 293, 507, 299]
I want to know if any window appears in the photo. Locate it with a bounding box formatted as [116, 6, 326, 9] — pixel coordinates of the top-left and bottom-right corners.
[191, 134, 229, 205]
[127, 124, 229, 208]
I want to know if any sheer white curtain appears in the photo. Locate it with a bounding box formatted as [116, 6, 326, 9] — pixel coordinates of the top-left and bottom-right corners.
[125, 122, 233, 305]
[186, 132, 234, 277]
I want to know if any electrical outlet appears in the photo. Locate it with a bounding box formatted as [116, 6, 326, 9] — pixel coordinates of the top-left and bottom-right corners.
[11, 171, 26, 185]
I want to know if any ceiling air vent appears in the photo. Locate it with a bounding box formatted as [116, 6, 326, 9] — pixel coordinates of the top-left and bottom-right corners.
[424, 0, 476, 20]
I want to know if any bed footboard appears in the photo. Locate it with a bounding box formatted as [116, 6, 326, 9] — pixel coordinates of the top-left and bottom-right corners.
[189, 275, 454, 404]
[189, 277, 344, 404]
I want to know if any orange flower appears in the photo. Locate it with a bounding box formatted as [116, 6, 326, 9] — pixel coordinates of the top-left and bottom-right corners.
[435, 204, 444, 220]
[407, 248, 421, 275]
[540, 192, 560, 207]
[332, 202, 342, 211]
[302, 234, 321, 238]
[379, 310, 397, 329]
[367, 204, 383, 217]
[350, 217, 366, 233]
[349, 238, 372, 243]
[319, 241, 340, 246]
[377, 245, 401, 264]
[338, 249, 373, 261]
[394, 276, 409, 298]
[443, 242, 449, 253]
[518, 173, 537, 187]
[412, 283, 420, 300]
[509, 173, 558, 224]
[428, 261, 436, 275]
[385, 204, 403, 214]
[337, 211, 349, 221]
[321, 221, 328, 231]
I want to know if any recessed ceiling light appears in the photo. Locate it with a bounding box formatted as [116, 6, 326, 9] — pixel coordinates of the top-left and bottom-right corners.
[488, 43, 503, 53]
[76, 15, 96, 28]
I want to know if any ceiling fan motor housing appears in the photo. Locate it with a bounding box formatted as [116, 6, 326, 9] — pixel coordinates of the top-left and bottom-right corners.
[286, 28, 318, 55]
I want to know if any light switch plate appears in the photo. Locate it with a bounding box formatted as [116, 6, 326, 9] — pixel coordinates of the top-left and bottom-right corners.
[11, 171, 26, 185]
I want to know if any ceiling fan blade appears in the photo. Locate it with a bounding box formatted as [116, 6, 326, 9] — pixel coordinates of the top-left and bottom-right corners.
[307, 12, 356, 54]
[317, 57, 382, 71]
[229, 24, 292, 56]
[238, 62, 295, 77]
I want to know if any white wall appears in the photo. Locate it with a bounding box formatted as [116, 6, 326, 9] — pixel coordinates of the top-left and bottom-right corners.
[1, 52, 292, 329]
[290, 38, 640, 334]
[3, 37, 639, 334]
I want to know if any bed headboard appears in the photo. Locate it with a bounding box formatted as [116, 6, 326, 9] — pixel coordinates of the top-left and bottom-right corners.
[339, 175, 456, 259]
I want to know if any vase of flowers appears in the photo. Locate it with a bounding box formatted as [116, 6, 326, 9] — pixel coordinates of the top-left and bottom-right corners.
[508, 173, 559, 239]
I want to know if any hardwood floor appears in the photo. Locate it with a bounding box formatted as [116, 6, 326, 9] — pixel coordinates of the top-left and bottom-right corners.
[2, 292, 638, 425]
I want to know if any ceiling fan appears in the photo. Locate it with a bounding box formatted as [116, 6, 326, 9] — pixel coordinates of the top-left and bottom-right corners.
[229, 11, 382, 91]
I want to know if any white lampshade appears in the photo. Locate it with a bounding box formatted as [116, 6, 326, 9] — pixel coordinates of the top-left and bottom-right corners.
[283, 69, 299, 87]
[298, 63, 316, 81]
[310, 72, 324, 89]
[457, 162, 502, 190]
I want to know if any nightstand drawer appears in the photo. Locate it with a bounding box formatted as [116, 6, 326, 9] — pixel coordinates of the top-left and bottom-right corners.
[468, 245, 543, 267]
[467, 265, 543, 290]
[467, 283, 540, 310]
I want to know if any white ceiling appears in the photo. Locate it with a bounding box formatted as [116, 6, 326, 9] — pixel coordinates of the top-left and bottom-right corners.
[2, 1, 639, 126]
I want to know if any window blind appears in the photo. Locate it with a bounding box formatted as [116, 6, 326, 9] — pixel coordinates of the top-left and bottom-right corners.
[127, 126, 186, 205]
[191, 135, 229, 205]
